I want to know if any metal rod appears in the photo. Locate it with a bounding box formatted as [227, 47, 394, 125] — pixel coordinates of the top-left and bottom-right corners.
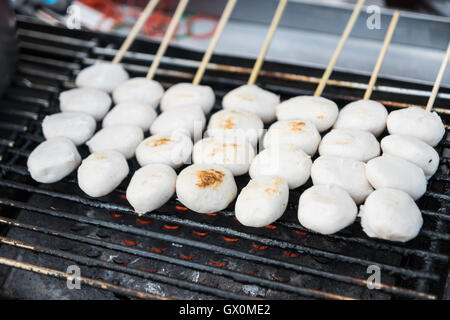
[363, 10, 400, 100]
[0, 256, 169, 299]
[192, 0, 237, 85]
[426, 41, 450, 111]
[0, 187, 441, 282]
[0, 198, 438, 299]
[0, 236, 252, 300]
[146, 0, 189, 79]
[112, 0, 160, 64]
[0, 215, 355, 300]
[314, 0, 366, 97]
[247, 0, 288, 85]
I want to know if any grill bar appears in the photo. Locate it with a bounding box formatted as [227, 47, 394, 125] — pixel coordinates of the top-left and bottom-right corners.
[0, 198, 438, 300]
[0, 216, 355, 300]
[0, 180, 444, 282]
[0, 236, 253, 300]
[1, 161, 449, 261]
[0, 257, 169, 300]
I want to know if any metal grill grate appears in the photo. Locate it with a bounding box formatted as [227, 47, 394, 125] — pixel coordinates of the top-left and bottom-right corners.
[0, 16, 449, 300]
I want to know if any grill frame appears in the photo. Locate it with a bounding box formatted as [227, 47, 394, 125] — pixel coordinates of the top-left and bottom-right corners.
[0, 16, 449, 300]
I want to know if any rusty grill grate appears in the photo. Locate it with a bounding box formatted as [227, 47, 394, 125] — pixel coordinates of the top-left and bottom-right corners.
[0, 17, 449, 300]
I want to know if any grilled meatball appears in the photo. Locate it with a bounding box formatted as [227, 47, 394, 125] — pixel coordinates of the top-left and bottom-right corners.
[275, 96, 339, 132]
[333, 99, 388, 136]
[360, 188, 423, 242]
[381, 134, 439, 178]
[249, 144, 312, 189]
[150, 105, 206, 139]
[136, 132, 193, 169]
[28, 137, 81, 183]
[263, 120, 321, 156]
[222, 84, 280, 123]
[126, 164, 177, 215]
[311, 155, 373, 204]
[113, 77, 164, 108]
[235, 175, 289, 227]
[102, 102, 157, 131]
[365, 154, 427, 200]
[86, 125, 144, 159]
[75, 62, 129, 93]
[192, 136, 255, 176]
[319, 128, 380, 162]
[160, 82, 215, 114]
[42, 112, 96, 146]
[387, 106, 445, 147]
[77, 150, 129, 197]
[59, 87, 111, 121]
[206, 109, 264, 147]
[298, 184, 357, 235]
[176, 164, 237, 213]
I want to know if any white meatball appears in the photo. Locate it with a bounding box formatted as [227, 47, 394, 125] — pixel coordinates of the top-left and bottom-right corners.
[160, 82, 215, 114]
[42, 112, 96, 146]
[275, 96, 339, 132]
[387, 106, 445, 147]
[59, 87, 111, 121]
[360, 188, 423, 242]
[27, 137, 81, 183]
[102, 102, 157, 131]
[298, 185, 357, 235]
[126, 164, 177, 215]
[176, 164, 237, 213]
[333, 100, 388, 136]
[365, 154, 427, 200]
[263, 120, 321, 156]
[222, 84, 280, 123]
[235, 176, 289, 227]
[206, 109, 264, 147]
[381, 134, 439, 178]
[311, 156, 373, 204]
[75, 62, 129, 93]
[136, 132, 193, 169]
[78, 150, 129, 197]
[249, 144, 312, 189]
[86, 125, 143, 159]
[319, 128, 380, 162]
[113, 77, 164, 108]
[150, 105, 206, 139]
[192, 137, 255, 176]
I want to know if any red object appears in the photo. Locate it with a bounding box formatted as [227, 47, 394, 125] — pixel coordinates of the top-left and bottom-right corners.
[123, 239, 140, 246]
[136, 218, 152, 225]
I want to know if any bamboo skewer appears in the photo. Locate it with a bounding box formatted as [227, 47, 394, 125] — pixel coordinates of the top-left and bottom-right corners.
[426, 41, 450, 112]
[146, 0, 189, 80]
[363, 10, 400, 100]
[112, 0, 160, 64]
[314, 0, 366, 97]
[192, 0, 238, 85]
[247, 0, 288, 85]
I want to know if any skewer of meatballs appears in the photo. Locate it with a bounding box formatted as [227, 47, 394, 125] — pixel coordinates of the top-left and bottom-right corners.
[301, 10, 400, 236]
[26, 0, 449, 245]
[233, 0, 365, 227]
[28, 0, 239, 215]
[28, 0, 163, 186]
[181, 0, 289, 216]
[28, 0, 189, 199]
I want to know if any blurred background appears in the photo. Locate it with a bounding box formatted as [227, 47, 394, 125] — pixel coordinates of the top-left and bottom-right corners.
[11, 0, 450, 37]
[10, 0, 450, 86]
